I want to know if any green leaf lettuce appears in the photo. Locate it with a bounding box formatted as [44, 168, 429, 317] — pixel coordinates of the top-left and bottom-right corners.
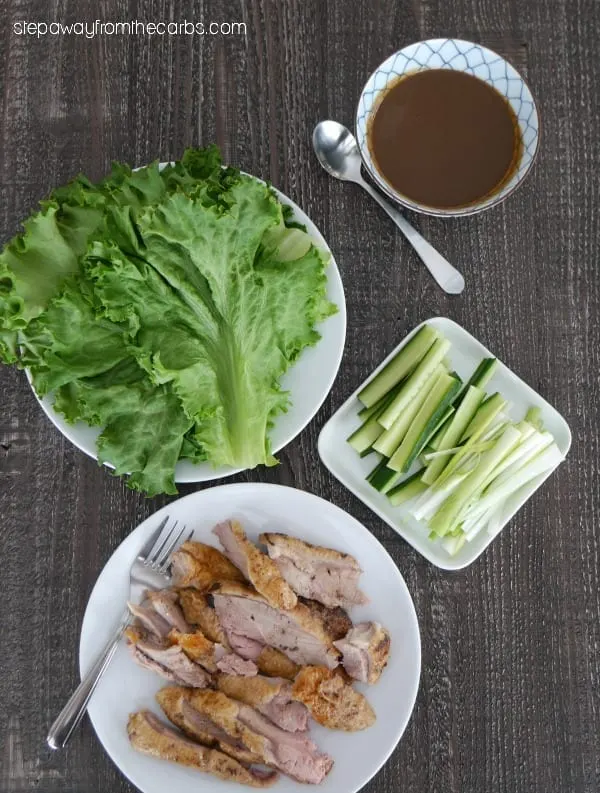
[0, 147, 336, 495]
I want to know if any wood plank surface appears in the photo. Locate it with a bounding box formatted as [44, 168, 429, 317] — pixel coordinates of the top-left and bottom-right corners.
[1, 1, 599, 791]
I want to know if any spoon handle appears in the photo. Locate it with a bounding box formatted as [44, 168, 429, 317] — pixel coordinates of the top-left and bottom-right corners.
[358, 179, 465, 294]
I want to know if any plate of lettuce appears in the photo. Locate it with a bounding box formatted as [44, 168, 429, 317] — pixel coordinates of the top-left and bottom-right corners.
[0, 147, 345, 495]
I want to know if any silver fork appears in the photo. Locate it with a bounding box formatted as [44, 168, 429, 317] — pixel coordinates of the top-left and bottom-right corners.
[47, 515, 192, 750]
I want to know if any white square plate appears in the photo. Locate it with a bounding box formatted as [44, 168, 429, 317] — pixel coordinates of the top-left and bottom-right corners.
[318, 317, 572, 570]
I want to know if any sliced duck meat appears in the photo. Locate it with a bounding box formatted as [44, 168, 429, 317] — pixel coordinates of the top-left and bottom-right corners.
[129, 646, 192, 685]
[171, 540, 245, 592]
[160, 687, 333, 785]
[178, 587, 299, 679]
[261, 533, 369, 610]
[299, 597, 353, 641]
[333, 621, 391, 684]
[157, 687, 264, 766]
[127, 710, 278, 788]
[168, 629, 217, 669]
[158, 688, 269, 759]
[125, 626, 213, 688]
[212, 582, 340, 670]
[216, 651, 259, 677]
[213, 521, 297, 610]
[127, 602, 171, 640]
[237, 704, 333, 784]
[145, 589, 191, 633]
[218, 674, 309, 733]
[167, 628, 258, 677]
[292, 665, 376, 731]
[178, 589, 228, 645]
[227, 631, 264, 660]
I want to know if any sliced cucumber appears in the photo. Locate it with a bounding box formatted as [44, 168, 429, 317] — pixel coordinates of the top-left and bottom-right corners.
[388, 470, 428, 506]
[461, 392, 506, 441]
[388, 372, 462, 473]
[428, 412, 455, 451]
[357, 381, 403, 421]
[366, 457, 387, 480]
[464, 357, 497, 391]
[358, 325, 439, 408]
[378, 337, 452, 429]
[367, 462, 403, 493]
[372, 365, 444, 457]
[423, 405, 455, 448]
[347, 411, 386, 454]
[421, 385, 485, 485]
[359, 446, 378, 458]
[434, 393, 507, 487]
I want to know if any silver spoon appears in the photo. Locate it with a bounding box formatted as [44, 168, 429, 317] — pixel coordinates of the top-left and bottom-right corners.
[312, 121, 465, 294]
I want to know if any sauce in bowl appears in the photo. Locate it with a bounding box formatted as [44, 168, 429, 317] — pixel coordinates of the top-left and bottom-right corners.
[368, 69, 522, 209]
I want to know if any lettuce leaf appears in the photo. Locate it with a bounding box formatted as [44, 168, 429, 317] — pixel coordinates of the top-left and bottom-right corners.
[0, 147, 336, 494]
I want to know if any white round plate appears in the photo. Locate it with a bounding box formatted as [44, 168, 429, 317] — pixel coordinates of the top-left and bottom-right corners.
[29, 178, 346, 482]
[80, 483, 421, 793]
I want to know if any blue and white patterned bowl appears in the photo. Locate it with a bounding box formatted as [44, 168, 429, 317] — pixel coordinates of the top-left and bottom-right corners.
[356, 39, 540, 217]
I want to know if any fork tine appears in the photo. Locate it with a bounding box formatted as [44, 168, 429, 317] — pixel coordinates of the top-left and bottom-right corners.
[156, 523, 187, 573]
[145, 520, 178, 566]
[138, 515, 170, 561]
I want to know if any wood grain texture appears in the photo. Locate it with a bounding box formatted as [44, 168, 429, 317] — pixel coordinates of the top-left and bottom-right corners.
[1, 0, 599, 791]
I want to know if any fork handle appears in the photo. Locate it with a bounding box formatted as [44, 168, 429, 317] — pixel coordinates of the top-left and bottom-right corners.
[47, 609, 129, 749]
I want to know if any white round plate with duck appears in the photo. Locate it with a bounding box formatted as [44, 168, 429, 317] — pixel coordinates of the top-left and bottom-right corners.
[29, 177, 346, 483]
[79, 483, 421, 793]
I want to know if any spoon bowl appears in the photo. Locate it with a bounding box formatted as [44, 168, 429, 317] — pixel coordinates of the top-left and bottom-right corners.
[312, 121, 363, 182]
[312, 121, 465, 295]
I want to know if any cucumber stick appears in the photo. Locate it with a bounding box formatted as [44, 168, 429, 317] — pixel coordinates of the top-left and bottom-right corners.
[378, 337, 452, 429]
[347, 411, 386, 454]
[372, 365, 444, 457]
[388, 469, 428, 506]
[428, 412, 454, 451]
[388, 372, 462, 473]
[357, 381, 403, 421]
[434, 393, 507, 487]
[368, 462, 403, 493]
[424, 406, 455, 447]
[421, 385, 485, 485]
[358, 324, 439, 408]
[366, 457, 388, 481]
[463, 357, 497, 391]
[461, 392, 506, 441]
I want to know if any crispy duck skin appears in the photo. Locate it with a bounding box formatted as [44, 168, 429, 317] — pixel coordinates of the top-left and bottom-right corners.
[292, 665, 376, 731]
[255, 646, 300, 681]
[214, 520, 298, 610]
[177, 588, 229, 644]
[127, 710, 278, 787]
[299, 597, 353, 641]
[171, 540, 245, 591]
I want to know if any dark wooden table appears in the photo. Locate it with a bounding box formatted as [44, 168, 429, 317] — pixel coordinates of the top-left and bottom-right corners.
[1, 1, 599, 791]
